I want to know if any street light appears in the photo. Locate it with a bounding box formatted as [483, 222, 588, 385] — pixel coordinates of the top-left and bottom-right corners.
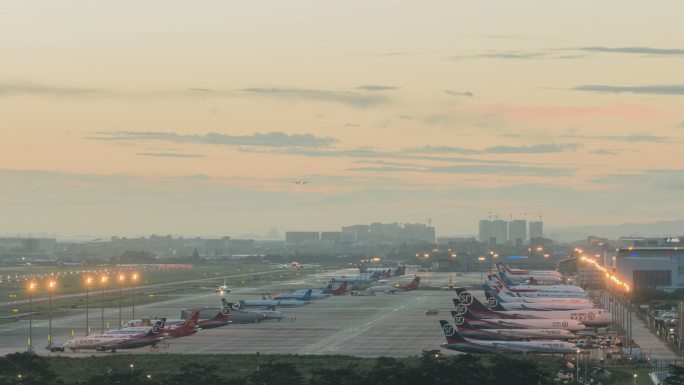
[27, 281, 37, 352]
[576, 349, 581, 383]
[118, 273, 125, 327]
[131, 272, 139, 319]
[46, 279, 57, 349]
[478, 256, 486, 282]
[84, 276, 94, 335]
[100, 274, 108, 333]
[633, 373, 637, 385]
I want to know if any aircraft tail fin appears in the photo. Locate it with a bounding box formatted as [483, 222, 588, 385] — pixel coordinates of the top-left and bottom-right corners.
[181, 311, 200, 329]
[321, 282, 333, 294]
[439, 320, 466, 343]
[332, 281, 348, 295]
[302, 289, 312, 300]
[147, 319, 166, 336]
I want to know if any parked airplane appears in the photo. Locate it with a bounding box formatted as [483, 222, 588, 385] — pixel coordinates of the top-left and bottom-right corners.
[119, 311, 199, 338]
[489, 274, 585, 293]
[222, 299, 285, 322]
[450, 311, 585, 331]
[239, 295, 310, 308]
[484, 284, 589, 300]
[128, 308, 230, 331]
[451, 317, 575, 340]
[452, 296, 611, 327]
[366, 276, 420, 293]
[63, 320, 166, 352]
[497, 263, 562, 278]
[214, 278, 230, 295]
[439, 320, 579, 354]
[274, 289, 313, 301]
[483, 292, 596, 311]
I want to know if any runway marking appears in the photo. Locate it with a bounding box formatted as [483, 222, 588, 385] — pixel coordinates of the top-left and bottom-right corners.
[300, 296, 425, 354]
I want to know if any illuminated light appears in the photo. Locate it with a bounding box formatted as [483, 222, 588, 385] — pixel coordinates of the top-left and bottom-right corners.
[118, 274, 126, 282]
[100, 275, 108, 285]
[28, 282, 37, 291]
[477, 256, 486, 261]
[47, 280, 57, 290]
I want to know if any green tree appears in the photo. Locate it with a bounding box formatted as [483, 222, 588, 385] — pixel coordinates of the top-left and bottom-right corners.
[248, 361, 303, 385]
[361, 357, 409, 385]
[0, 352, 62, 385]
[80, 370, 158, 385]
[487, 356, 544, 385]
[665, 365, 684, 385]
[309, 365, 361, 385]
[165, 363, 229, 385]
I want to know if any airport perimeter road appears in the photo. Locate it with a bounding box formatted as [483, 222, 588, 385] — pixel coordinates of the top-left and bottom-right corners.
[0, 269, 476, 357]
[626, 307, 679, 361]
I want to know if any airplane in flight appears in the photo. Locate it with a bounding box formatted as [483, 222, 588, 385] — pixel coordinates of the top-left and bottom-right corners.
[452, 296, 611, 327]
[293, 180, 309, 185]
[439, 320, 580, 354]
[451, 317, 576, 340]
[214, 278, 230, 295]
[449, 311, 585, 331]
[62, 320, 166, 352]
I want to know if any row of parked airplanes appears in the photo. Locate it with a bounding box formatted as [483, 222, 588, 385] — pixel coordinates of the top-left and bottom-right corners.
[439, 263, 610, 354]
[58, 267, 420, 352]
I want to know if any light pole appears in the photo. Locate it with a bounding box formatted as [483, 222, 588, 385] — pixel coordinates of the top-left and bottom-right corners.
[85, 276, 93, 335]
[576, 349, 581, 384]
[100, 274, 108, 333]
[131, 272, 139, 320]
[118, 273, 125, 327]
[47, 279, 57, 349]
[27, 281, 36, 352]
[633, 373, 637, 385]
[478, 256, 486, 283]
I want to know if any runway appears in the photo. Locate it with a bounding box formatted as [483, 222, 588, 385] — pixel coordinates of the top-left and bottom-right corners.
[0, 268, 481, 357]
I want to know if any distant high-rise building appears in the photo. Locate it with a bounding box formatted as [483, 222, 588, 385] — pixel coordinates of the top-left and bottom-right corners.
[529, 221, 543, 239]
[492, 220, 508, 244]
[509, 220, 527, 246]
[478, 220, 493, 243]
[285, 232, 320, 244]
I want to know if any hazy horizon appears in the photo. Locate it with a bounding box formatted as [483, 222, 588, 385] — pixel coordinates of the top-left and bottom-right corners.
[3, 1, 684, 236]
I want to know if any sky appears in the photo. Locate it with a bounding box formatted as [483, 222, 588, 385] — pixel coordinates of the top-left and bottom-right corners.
[2, 1, 684, 238]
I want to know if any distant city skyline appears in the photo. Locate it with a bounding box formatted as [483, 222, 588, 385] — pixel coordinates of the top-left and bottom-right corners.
[2, 2, 684, 236]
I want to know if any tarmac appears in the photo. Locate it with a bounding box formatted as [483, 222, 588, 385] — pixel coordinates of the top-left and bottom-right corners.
[0, 268, 474, 357]
[4, 267, 672, 360]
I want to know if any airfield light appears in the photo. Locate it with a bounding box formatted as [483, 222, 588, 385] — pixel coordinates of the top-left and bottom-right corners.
[84, 276, 94, 335]
[27, 281, 37, 352]
[477, 256, 486, 261]
[118, 274, 125, 327]
[47, 279, 57, 348]
[99, 275, 108, 333]
[131, 272, 139, 319]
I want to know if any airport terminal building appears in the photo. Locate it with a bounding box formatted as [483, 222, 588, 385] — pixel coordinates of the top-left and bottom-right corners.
[613, 237, 684, 290]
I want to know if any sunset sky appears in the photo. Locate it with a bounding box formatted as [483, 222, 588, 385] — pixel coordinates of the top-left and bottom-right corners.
[2, 1, 684, 237]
